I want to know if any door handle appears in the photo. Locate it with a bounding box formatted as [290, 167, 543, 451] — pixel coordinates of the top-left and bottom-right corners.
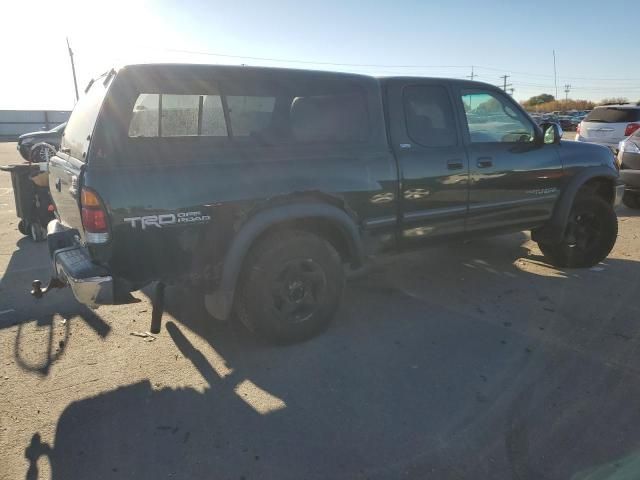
[446, 159, 464, 170]
[477, 157, 493, 168]
[55, 178, 62, 192]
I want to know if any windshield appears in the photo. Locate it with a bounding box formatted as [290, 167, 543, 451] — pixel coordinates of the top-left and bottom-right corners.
[585, 107, 640, 123]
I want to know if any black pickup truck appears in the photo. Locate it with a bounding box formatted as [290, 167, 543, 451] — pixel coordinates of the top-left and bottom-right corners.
[38, 64, 623, 343]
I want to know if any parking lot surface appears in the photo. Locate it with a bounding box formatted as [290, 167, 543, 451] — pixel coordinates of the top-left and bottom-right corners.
[1, 141, 640, 480]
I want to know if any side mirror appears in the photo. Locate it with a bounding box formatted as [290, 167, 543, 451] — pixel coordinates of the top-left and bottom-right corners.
[539, 122, 562, 145]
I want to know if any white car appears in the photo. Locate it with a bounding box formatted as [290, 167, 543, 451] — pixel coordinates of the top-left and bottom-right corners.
[576, 104, 640, 151]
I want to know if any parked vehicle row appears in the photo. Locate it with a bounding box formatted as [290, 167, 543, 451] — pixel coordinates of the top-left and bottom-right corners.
[617, 129, 640, 208]
[571, 104, 640, 210]
[576, 104, 640, 152]
[33, 64, 623, 344]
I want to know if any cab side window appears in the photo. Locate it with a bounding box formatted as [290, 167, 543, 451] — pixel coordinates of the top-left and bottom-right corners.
[226, 96, 276, 137]
[403, 85, 457, 148]
[461, 90, 534, 143]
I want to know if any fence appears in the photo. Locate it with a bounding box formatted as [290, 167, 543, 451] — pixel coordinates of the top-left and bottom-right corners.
[0, 110, 71, 141]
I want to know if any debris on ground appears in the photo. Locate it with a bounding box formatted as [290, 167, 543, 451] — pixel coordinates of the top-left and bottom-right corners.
[130, 331, 156, 342]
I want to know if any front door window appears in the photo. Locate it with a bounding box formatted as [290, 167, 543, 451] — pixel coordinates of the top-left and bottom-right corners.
[461, 91, 534, 143]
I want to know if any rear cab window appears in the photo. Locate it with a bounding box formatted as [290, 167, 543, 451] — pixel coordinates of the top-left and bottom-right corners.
[62, 74, 111, 161]
[584, 107, 640, 123]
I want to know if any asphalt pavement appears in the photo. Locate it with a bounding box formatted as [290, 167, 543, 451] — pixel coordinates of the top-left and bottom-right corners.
[1, 142, 640, 480]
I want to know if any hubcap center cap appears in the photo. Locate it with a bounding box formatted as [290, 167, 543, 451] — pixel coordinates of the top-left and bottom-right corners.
[288, 280, 306, 302]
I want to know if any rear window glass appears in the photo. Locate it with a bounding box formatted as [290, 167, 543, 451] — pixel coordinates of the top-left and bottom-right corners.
[127, 81, 368, 145]
[585, 108, 640, 123]
[129, 94, 228, 137]
[62, 78, 109, 161]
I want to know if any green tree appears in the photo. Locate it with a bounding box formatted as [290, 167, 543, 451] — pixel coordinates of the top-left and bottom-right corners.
[523, 94, 555, 107]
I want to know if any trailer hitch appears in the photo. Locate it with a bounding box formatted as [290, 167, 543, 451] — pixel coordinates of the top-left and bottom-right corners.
[31, 278, 65, 298]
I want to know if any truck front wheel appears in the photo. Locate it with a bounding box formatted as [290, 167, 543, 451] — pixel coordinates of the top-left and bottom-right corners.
[537, 194, 618, 268]
[235, 230, 344, 344]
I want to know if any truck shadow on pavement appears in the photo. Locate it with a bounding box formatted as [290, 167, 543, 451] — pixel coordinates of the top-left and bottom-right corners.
[1, 237, 110, 376]
[23, 232, 640, 479]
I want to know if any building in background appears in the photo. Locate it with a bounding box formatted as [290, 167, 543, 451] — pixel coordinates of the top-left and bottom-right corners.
[0, 110, 71, 141]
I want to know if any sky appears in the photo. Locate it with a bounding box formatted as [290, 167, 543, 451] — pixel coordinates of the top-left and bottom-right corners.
[1, 0, 638, 110]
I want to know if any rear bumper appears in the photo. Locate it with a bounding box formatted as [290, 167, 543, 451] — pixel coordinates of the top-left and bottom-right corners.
[52, 247, 114, 307]
[575, 136, 619, 153]
[47, 220, 114, 307]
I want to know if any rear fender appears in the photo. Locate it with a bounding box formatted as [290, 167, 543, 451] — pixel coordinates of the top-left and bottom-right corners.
[204, 202, 363, 321]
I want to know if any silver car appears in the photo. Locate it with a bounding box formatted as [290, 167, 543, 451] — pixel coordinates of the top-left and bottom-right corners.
[576, 105, 640, 152]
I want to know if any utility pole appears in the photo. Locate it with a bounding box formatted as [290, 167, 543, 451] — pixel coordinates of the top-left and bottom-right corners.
[467, 66, 476, 81]
[564, 84, 571, 102]
[553, 50, 558, 100]
[499, 75, 512, 92]
[66, 37, 79, 102]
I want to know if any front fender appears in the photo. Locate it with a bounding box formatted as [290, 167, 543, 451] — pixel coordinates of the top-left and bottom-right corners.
[534, 165, 618, 243]
[204, 202, 363, 320]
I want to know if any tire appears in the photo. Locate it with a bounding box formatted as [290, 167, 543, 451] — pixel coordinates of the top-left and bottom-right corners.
[235, 230, 344, 344]
[30, 144, 56, 163]
[17, 220, 29, 236]
[622, 191, 640, 209]
[537, 194, 617, 268]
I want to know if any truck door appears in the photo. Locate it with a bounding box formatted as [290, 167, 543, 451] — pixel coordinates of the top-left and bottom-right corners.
[453, 87, 563, 232]
[386, 80, 469, 244]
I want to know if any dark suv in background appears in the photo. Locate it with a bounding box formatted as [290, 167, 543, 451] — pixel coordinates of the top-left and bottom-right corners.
[38, 64, 623, 344]
[17, 122, 65, 162]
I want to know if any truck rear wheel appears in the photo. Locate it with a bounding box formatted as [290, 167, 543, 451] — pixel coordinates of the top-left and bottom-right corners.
[537, 194, 617, 268]
[236, 230, 344, 344]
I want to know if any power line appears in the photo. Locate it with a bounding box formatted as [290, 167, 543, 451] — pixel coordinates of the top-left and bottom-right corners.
[130, 46, 639, 82]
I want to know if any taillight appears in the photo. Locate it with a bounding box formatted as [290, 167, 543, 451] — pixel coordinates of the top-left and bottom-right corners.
[625, 123, 640, 136]
[576, 122, 581, 135]
[80, 187, 109, 243]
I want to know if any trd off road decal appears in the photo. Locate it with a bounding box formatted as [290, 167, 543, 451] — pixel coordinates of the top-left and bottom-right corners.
[123, 211, 211, 229]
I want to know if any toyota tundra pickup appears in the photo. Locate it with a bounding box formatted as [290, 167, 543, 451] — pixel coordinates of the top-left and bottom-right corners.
[38, 64, 623, 343]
